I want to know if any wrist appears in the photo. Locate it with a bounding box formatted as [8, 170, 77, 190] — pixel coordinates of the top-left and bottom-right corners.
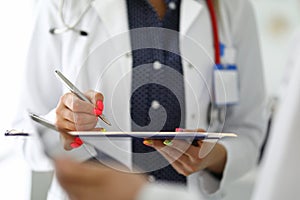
[206, 143, 227, 175]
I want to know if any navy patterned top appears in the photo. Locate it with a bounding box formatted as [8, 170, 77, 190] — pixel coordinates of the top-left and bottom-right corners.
[128, 0, 187, 184]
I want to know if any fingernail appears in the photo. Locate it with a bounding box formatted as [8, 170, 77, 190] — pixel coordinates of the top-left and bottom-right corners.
[74, 137, 83, 145]
[175, 128, 184, 132]
[70, 137, 83, 148]
[94, 108, 102, 116]
[96, 100, 104, 111]
[70, 142, 81, 148]
[163, 140, 173, 146]
[143, 140, 153, 146]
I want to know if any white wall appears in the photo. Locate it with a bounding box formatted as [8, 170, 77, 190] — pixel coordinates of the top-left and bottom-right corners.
[0, 1, 35, 199]
[252, 0, 300, 98]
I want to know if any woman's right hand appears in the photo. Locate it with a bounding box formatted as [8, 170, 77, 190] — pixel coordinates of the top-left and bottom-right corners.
[55, 90, 104, 150]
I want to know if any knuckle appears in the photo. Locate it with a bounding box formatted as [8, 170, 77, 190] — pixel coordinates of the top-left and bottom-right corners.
[66, 122, 75, 131]
[55, 107, 61, 116]
[61, 92, 71, 102]
[59, 95, 65, 103]
[188, 165, 198, 172]
[192, 156, 202, 163]
[55, 119, 61, 129]
[179, 169, 191, 176]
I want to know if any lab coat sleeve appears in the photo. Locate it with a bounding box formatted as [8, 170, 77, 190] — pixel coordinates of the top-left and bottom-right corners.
[136, 183, 196, 200]
[190, 0, 268, 197]
[251, 35, 300, 200]
[12, 0, 63, 171]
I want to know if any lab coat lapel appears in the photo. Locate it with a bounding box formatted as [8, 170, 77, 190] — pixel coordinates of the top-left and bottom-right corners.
[91, 0, 132, 76]
[91, 0, 130, 36]
[181, 0, 205, 129]
[180, 0, 203, 35]
[91, 0, 132, 133]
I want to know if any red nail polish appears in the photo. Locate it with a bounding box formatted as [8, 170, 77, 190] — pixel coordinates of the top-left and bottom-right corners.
[70, 137, 83, 148]
[97, 100, 104, 111]
[74, 137, 83, 145]
[176, 128, 184, 132]
[70, 142, 81, 148]
[94, 108, 102, 116]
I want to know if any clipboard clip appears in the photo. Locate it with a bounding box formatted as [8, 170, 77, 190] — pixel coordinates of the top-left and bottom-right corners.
[4, 129, 30, 137]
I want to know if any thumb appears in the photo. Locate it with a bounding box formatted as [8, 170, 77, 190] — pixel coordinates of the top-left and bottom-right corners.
[84, 90, 104, 106]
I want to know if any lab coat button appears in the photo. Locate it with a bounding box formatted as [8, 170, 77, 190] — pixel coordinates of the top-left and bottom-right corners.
[168, 2, 176, 10]
[191, 114, 196, 119]
[188, 63, 193, 69]
[153, 61, 162, 70]
[151, 100, 160, 110]
[148, 175, 156, 182]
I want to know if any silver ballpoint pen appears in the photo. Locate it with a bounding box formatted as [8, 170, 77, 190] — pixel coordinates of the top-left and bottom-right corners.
[55, 70, 112, 126]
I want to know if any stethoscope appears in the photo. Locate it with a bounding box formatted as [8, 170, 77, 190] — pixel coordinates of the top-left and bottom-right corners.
[50, 0, 226, 127]
[206, 0, 227, 129]
[50, 0, 220, 46]
[50, 0, 94, 36]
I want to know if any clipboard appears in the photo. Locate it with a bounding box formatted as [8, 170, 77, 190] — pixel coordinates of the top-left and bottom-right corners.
[69, 131, 236, 140]
[29, 112, 237, 140]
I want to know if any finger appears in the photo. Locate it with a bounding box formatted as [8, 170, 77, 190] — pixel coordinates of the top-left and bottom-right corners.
[60, 108, 97, 125]
[151, 139, 201, 162]
[85, 90, 104, 106]
[74, 122, 98, 131]
[168, 140, 201, 161]
[63, 93, 94, 114]
[199, 140, 218, 158]
[58, 107, 75, 123]
[92, 127, 106, 132]
[176, 128, 206, 132]
[57, 105, 98, 131]
[152, 140, 184, 160]
[59, 131, 77, 150]
[152, 140, 203, 168]
[73, 113, 98, 126]
[149, 140, 197, 175]
[56, 116, 76, 131]
[155, 149, 193, 176]
[148, 139, 164, 147]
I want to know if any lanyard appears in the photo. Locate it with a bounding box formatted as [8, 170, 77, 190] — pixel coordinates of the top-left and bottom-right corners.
[206, 0, 221, 65]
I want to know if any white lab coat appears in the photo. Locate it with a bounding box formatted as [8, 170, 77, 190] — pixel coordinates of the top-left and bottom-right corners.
[250, 33, 300, 200]
[13, 0, 267, 199]
[138, 33, 300, 200]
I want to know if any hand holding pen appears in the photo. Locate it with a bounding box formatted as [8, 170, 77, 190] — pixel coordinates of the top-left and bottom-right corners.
[55, 70, 109, 150]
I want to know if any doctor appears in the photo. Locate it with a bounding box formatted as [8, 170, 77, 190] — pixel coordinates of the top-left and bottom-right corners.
[13, 0, 267, 199]
[55, 32, 300, 200]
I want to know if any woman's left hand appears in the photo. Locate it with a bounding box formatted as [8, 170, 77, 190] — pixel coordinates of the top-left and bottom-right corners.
[143, 130, 227, 176]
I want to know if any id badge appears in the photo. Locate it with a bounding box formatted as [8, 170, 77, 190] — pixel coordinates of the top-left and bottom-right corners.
[213, 64, 239, 106]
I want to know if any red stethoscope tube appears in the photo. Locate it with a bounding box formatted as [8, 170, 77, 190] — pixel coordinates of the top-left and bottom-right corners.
[206, 0, 221, 65]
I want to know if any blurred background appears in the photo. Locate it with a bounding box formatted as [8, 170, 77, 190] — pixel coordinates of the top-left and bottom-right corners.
[0, 0, 299, 199]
